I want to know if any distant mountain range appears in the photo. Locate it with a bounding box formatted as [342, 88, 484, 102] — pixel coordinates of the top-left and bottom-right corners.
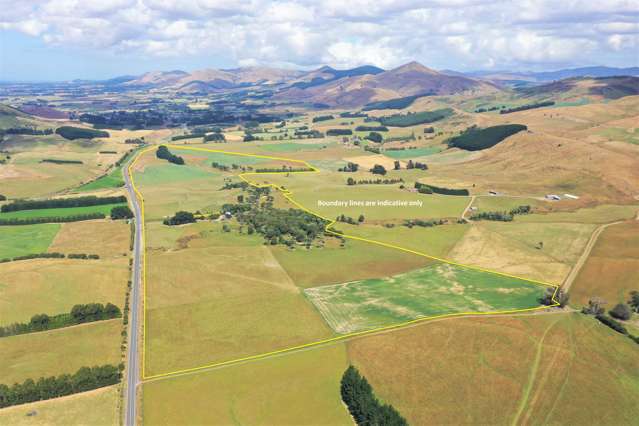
[444, 66, 639, 83]
[94, 63, 639, 108]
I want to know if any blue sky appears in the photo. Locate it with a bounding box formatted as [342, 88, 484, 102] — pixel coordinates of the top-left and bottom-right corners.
[1, 0, 637, 81]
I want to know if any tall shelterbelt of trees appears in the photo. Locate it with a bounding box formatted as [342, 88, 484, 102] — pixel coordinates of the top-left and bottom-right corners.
[1, 195, 127, 213]
[156, 145, 185, 165]
[340, 366, 408, 426]
[0, 303, 121, 338]
[0, 365, 122, 408]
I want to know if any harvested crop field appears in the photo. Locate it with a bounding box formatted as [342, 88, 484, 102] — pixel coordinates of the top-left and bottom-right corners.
[571, 220, 639, 305]
[347, 313, 639, 425]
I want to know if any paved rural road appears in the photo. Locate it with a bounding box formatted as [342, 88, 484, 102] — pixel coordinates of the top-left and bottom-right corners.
[123, 157, 143, 426]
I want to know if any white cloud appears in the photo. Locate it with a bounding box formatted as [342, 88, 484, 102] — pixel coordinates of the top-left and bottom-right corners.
[0, 0, 637, 71]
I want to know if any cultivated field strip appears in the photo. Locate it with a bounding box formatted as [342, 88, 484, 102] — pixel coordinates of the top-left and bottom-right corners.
[127, 144, 561, 381]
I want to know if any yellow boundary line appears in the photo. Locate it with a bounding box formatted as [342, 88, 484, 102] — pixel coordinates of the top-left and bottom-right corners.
[127, 144, 560, 382]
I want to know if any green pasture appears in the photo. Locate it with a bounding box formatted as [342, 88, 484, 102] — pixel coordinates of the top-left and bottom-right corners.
[259, 142, 328, 153]
[383, 146, 443, 159]
[0, 224, 60, 259]
[0, 203, 126, 220]
[304, 263, 546, 333]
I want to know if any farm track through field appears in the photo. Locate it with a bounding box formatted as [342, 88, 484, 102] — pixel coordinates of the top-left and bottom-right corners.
[511, 316, 561, 425]
[126, 144, 562, 386]
[561, 220, 624, 293]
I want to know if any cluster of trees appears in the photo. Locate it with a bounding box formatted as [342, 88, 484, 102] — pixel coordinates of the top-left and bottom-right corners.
[355, 125, 388, 132]
[446, 124, 527, 151]
[364, 145, 381, 154]
[80, 110, 165, 129]
[470, 205, 531, 222]
[370, 164, 387, 175]
[243, 133, 260, 142]
[539, 287, 570, 307]
[406, 160, 428, 170]
[254, 166, 313, 173]
[365, 132, 383, 143]
[379, 108, 453, 127]
[40, 159, 83, 165]
[0, 365, 122, 408]
[404, 219, 446, 228]
[312, 115, 334, 122]
[596, 314, 628, 335]
[1, 195, 127, 213]
[474, 105, 503, 113]
[124, 138, 145, 145]
[500, 101, 555, 114]
[156, 145, 184, 165]
[347, 177, 403, 186]
[55, 126, 109, 140]
[294, 129, 324, 138]
[363, 94, 422, 111]
[336, 214, 364, 225]
[224, 187, 327, 247]
[171, 134, 201, 141]
[221, 181, 249, 190]
[340, 112, 368, 118]
[110, 205, 133, 220]
[0, 213, 105, 226]
[0, 194, 6, 201]
[71, 303, 121, 323]
[338, 162, 359, 172]
[163, 211, 196, 226]
[68, 253, 100, 259]
[0, 303, 120, 338]
[340, 366, 408, 426]
[581, 291, 638, 344]
[213, 162, 252, 172]
[509, 205, 532, 215]
[212, 161, 232, 171]
[470, 211, 513, 222]
[204, 132, 226, 142]
[327, 129, 353, 136]
[1, 127, 53, 136]
[235, 207, 327, 246]
[414, 182, 469, 196]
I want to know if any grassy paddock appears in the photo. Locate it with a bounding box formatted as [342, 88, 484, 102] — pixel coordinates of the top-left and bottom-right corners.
[347, 313, 639, 425]
[48, 220, 130, 259]
[0, 320, 122, 385]
[0, 223, 60, 259]
[142, 344, 351, 425]
[571, 221, 639, 306]
[0, 385, 119, 426]
[449, 221, 597, 284]
[271, 238, 431, 288]
[144, 244, 333, 377]
[519, 204, 638, 224]
[0, 258, 128, 324]
[0, 203, 125, 220]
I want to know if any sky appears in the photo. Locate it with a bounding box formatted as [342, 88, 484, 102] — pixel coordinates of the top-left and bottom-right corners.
[1, 0, 638, 81]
